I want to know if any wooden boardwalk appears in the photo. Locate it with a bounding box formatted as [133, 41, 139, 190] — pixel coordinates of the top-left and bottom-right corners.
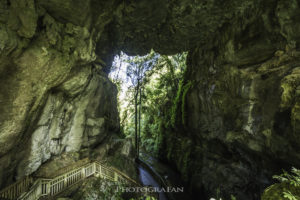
[0, 161, 139, 200]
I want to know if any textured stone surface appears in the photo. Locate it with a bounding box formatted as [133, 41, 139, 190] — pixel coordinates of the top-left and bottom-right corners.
[16, 66, 119, 178]
[0, 0, 300, 199]
[183, 49, 300, 199]
[0, 0, 116, 187]
[161, 6, 300, 199]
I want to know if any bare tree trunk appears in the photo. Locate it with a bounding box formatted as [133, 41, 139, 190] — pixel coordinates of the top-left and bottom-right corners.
[138, 87, 142, 157]
[135, 81, 139, 159]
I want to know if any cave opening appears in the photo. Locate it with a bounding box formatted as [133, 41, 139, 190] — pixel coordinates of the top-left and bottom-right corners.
[108, 50, 187, 158]
[107, 50, 195, 200]
[0, 0, 300, 199]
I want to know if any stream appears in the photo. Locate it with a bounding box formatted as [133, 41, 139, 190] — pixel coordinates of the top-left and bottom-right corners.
[138, 164, 168, 200]
[137, 152, 192, 200]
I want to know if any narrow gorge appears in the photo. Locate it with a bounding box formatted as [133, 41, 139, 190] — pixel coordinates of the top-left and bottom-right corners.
[0, 0, 300, 199]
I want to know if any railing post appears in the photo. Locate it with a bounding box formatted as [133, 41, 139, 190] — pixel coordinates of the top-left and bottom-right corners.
[82, 167, 86, 178]
[46, 181, 50, 195]
[93, 162, 97, 175]
[114, 172, 118, 182]
[63, 175, 67, 189]
[99, 164, 102, 178]
[37, 179, 42, 199]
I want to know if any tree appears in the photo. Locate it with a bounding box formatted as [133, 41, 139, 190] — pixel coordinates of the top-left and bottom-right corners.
[110, 51, 187, 156]
[124, 51, 159, 158]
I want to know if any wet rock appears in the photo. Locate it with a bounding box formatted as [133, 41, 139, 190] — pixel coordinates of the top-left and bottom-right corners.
[162, 41, 300, 199]
[0, 0, 300, 199]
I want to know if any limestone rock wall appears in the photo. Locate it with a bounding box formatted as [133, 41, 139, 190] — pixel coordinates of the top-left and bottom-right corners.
[174, 48, 300, 199]
[17, 66, 119, 178]
[1, 0, 300, 198]
[0, 0, 119, 188]
[161, 1, 300, 198]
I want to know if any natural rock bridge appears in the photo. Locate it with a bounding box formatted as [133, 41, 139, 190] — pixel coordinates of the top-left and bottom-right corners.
[0, 160, 139, 200]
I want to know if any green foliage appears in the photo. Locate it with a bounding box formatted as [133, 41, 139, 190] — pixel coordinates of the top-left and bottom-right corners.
[73, 178, 125, 200]
[273, 167, 300, 187]
[129, 196, 157, 200]
[139, 53, 186, 153]
[110, 51, 187, 155]
[262, 167, 300, 200]
[74, 177, 158, 200]
[170, 80, 193, 128]
[171, 79, 183, 128]
[181, 80, 193, 126]
[209, 188, 237, 200]
[283, 191, 299, 200]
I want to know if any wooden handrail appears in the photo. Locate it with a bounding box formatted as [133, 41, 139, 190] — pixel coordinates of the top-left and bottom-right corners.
[0, 160, 139, 200]
[38, 158, 90, 179]
[0, 176, 33, 200]
[110, 166, 139, 186]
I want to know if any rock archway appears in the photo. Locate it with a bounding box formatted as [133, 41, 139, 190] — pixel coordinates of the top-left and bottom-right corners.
[0, 0, 300, 199]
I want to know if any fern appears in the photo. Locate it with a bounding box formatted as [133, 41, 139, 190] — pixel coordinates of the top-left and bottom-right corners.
[273, 168, 300, 187]
[273, 167, 300, 199]
[283, 191, 300, 200]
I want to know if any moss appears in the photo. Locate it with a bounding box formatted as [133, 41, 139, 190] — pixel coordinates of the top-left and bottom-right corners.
[153, 121, 164, 155]
[281, 82, 295, 109]
[291, 102, 300, 141]
[170, 79, 193, 128]
[181, 80, 193, 126]
[180, 139, 192, 181]
[108, 153, 125, 169]
[170, 79, 183, 128]
[72, 177, 127, 200]
[280, 68, 300, 109]
[166, 138, 174, 161]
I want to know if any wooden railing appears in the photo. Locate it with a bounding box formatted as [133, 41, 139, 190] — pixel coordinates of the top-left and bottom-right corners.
[0, 176, 33, 200]
[0, 161, 139, 200]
